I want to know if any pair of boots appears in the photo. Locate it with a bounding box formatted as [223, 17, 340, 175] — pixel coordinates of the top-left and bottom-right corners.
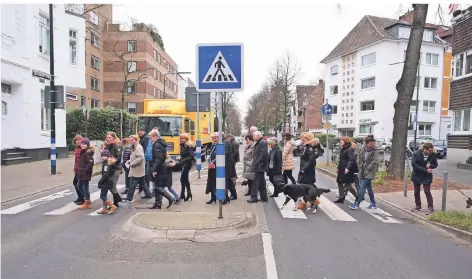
[97, 200, 117, 215]
[149, 187, 174, 209]
[78, 200, 92, 209]
[179, 184, 193, 202]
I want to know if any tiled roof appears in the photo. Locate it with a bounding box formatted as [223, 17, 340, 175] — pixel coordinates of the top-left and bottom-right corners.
[320, 15, 444, 63]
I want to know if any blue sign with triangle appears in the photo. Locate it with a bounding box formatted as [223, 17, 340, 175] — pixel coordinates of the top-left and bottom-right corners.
[196, 43, 244, 92]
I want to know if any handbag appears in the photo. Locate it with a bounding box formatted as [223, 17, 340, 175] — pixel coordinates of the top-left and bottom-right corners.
[208, 162, 216, 169]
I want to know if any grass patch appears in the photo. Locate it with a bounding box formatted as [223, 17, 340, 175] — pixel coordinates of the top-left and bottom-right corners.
[427, 211, 472, 233]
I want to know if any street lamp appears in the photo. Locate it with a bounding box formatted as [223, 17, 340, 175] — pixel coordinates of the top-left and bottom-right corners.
[163, 71, 191, 99]
[389, 60, 421, 150]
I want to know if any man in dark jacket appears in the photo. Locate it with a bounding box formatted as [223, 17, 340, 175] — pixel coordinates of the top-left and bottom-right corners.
[222, 133, 237, 203]
[226, 134, 240, 163]
[147, 129, 175, 209]
[248, 131, 268, 203]
[411, 142, 438, 215]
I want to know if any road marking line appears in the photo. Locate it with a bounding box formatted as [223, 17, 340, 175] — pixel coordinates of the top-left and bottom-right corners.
[45, 185, 125, 216]
[262, 233, 279, 279]
[336, 190, 402, 224]
[267, 185, 307, 219]
[1, 190, 73, 215]
[318, 195, 357, 222]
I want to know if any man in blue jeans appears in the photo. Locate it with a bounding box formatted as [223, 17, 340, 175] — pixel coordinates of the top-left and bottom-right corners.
[350, 135, 378, 210]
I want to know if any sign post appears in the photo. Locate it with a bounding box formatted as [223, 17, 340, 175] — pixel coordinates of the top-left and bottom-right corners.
[196, 43, 244, 219]
[321, 103, 333, 166]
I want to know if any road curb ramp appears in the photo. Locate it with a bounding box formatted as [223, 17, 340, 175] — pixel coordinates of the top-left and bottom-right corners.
[317, 166, 472, 243]
[119, 212, 257, 243]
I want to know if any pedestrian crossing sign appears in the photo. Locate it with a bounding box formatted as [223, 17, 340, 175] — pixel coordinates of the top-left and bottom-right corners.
[196, 43, 244, 92]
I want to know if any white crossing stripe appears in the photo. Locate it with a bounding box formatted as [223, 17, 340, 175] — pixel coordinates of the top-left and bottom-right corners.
[45, 184, 125, 216]
[1, 190, 73, 215]
[318, 195, 357, 222]
[337, 190, 402, 224]
[267, 185, 307, 219]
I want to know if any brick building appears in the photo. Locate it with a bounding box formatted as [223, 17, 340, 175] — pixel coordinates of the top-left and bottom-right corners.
[103, 23, 178, 114]
[296, 81, 324, 134]
[447, 7, 472, 163]
[67, 4, 113, 109]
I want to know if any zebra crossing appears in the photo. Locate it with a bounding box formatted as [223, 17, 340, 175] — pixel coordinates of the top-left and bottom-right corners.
[266, 184, 403, 224]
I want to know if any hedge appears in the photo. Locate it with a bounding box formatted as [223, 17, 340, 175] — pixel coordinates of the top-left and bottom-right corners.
[66, 106, 137, 148]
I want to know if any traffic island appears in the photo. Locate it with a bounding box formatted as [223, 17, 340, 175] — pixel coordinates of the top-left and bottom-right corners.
[118, 212, 257, 243]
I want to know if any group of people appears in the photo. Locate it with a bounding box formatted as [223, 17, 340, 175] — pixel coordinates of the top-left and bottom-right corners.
[71, 127, 196, 214]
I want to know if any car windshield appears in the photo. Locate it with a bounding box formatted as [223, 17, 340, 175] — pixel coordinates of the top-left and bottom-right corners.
[138, 116, 182, 137]
[435, 140, 446, 146]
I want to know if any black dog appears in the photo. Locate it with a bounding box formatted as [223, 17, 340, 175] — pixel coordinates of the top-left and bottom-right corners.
[466, 197, 472, 209]
[280, 183, 330, 213]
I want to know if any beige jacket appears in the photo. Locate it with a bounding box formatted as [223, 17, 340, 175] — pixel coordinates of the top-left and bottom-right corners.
[282, 140, 296, 170]
[128, 143, 145, 178]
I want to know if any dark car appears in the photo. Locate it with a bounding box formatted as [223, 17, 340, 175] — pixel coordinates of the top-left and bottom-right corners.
[434, 140, 447, 159]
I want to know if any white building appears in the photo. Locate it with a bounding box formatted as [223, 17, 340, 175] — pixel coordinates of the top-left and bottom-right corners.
[321, 15, 447, 140]
[1, 4, 86, 163]
[177, 77, 196, 99]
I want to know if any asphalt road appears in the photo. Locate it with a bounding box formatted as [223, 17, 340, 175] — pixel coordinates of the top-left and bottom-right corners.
[2, 144, 472, 279]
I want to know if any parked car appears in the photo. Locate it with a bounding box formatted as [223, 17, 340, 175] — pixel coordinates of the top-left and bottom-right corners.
[434, 140, 447, 159]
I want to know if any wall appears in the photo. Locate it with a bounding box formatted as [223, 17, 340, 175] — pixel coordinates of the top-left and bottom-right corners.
[442, 49, 453, 116]
[1, 4, 85, 155]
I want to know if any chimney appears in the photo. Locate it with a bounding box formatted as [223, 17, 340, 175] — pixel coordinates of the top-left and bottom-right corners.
[399, 9, 414, 24]
[319, 79, 324, 85]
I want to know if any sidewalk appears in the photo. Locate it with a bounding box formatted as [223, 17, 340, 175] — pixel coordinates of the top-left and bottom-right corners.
[1, 156, 100, 203]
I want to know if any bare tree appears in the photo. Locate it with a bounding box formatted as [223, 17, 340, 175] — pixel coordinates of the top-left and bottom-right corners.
[389, 4, 428, 179]
[226, 102, 242, 135]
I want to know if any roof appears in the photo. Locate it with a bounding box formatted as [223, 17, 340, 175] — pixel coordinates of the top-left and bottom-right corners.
[320, 15, 445, 63]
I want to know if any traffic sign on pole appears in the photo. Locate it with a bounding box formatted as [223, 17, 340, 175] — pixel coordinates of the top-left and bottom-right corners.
[196, 43, 244, 92]
[324, 121, 332, 130]
[321, 104, 333, 115]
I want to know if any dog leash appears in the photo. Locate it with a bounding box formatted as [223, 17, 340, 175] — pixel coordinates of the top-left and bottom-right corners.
[455, 188, 472, 199]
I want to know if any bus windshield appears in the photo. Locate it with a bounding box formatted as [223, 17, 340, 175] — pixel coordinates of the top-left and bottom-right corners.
[138, 116, 182, 137]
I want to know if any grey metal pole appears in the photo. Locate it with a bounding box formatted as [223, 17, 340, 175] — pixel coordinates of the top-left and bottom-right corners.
[218, 92, 224, 219]
[196, 90, 201, 179]
[404, 159, 408, 197]
[326, 129, 330, 166]
[49, 4, 56, 175]
[441, 171, 448, 211]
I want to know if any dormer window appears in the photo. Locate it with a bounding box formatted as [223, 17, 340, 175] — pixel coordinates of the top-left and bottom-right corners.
[423, 30, 434, 42]
[399, 26, 411, 39]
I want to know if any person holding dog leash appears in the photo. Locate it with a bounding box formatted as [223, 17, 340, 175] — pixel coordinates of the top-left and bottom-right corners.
[297, 132, 318, 185]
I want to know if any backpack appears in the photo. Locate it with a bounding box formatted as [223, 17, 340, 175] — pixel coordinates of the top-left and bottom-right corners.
[145, 139, 153, 161]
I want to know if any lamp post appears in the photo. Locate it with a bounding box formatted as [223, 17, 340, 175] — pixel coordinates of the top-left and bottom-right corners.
[163, 71, 191, 99]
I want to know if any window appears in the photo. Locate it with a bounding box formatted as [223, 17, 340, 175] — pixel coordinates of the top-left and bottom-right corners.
[69, 29, 77, 64]
[91, 32, 99, 48]
[418, 124, 432, 136]
[425, 53, 439, 66]
[91, 55, 100, 70]
[153, 87, 157, 97]
[410, 100, 417, 112]
[423, 30, 434, 42]
[454, 109, 471, 132]
[1, 83, 12, 94]
[360, 101, 375, 111]
[361, 77, 375, 89]
[127, 102, 136, 114]
[361, 52, 376, 66]
[128, 40, 137, 52]
[66, 93, 77, 100]
[91, 77, 99, 91]
[451, 60, 455, 77]
[127, 80, 136, 94]
[422, 101, 436, 113]
[157, 89, 162, 98]
[359, 124, 372, 134]
[39, 13, 50, 55]
[80, 96, 86, 106]
[454, 50, 472, 78]
[330, 85, 338, 95]
[424, 77, 438, 89]
[2, 101, 7, 115]
[153, 68, 157, 79]
[154, 49, 157, 60]
[331, 65, 338, 75]
[399, 26, 411, 39]
[91, 99, 100, 108]
[127, 61, 137, 73]
[89, 11, 99, 25]
[157, 53, 161, 63]
[40, 89, 50, 130]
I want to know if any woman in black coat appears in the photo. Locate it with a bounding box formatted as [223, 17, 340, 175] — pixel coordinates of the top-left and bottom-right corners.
[267, 138, 282, 197]
[334, 137, 358, 203]
[410, 142, 438, 214]
[297, 133, 319, 185]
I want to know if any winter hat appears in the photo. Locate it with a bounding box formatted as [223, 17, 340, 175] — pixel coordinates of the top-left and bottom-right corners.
[101, 149, 110, 157]
[81, 138, 90, 145]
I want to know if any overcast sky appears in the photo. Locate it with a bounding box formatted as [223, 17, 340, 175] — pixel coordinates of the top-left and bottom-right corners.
[113, 1, 452, 117]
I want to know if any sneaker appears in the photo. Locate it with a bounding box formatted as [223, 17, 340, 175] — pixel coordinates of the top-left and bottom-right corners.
[349, 203, 359, 210]
[367, 203, 377, 209]
[411, 206, 421, 212]
[426, 207, 434, 215]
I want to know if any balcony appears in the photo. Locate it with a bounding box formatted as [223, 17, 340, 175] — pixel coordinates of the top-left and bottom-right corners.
[64, 4, 84, 17]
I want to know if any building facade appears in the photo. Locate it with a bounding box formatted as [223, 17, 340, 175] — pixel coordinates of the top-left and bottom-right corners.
[103, 23, 179, 114]
[177, 77, 195, 99]
[67, 4, 113, 109]
[321, 15, 446, 140]
[447, 7, 472, 163]
[296, 81, 324, 135]
[1, 4, 86, 163]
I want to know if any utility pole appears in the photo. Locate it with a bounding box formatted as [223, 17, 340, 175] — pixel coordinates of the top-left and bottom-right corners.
[49, 4, 57, 175]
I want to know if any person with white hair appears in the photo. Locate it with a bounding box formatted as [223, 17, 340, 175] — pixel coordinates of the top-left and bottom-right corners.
[248, 131, 268, 203]
[249, 126, 258, 136]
